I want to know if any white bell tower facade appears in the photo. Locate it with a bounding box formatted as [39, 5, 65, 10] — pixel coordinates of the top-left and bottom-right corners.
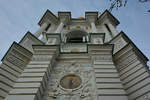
[0, 10, 150, 100]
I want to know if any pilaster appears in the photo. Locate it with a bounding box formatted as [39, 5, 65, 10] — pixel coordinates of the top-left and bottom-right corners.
[88, 44, 128, 100]
[114, 43, 150, 100]
[86, 12, 98, 33]
[34, 22, 49, 38]
[55, 12, 71, 33]
[111, 32, 150, 100]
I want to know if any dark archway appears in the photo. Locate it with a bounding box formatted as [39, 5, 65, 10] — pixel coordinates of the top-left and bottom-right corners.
[66, 30, 88, 43]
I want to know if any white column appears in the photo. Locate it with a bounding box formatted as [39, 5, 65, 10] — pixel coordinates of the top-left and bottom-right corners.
[41, 32, 47, 43]
[47, 25, 52, 33]
[64, 36, 67, 43]
[107, 23, 118, 37]
[102, 25, 112, 42]
[86, 35, 89, 42]
[47, 24, 54, 33]
[55, 22, 64, 33]
[34, 22, 48, 37]
[91, 22, 97, 33]
[83, 36, 86, 42]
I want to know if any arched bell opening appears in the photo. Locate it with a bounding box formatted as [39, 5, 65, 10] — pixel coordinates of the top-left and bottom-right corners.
[66, 30, 88, 43]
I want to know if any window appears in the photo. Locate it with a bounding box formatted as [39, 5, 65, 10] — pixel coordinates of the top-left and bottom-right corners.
[66, 30, 88, 43]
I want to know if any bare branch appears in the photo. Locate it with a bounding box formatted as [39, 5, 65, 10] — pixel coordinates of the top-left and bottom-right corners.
[109, 0, 149, 12]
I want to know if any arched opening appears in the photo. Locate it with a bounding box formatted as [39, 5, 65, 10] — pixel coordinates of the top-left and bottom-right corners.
[66, 30, 88, 43]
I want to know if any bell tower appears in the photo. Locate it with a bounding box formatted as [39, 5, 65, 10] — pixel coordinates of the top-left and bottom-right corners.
[1, 10, 150, 100]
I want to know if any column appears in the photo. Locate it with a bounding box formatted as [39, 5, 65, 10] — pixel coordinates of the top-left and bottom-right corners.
[41, 32, 47, 43]
[47, 24, 54, 33]
[34, 22, 48, 38]
[55, 22, 64, 33]
[102, 25, 112, 42]
[86, 35, 89, 42]
[83, 36, 86, 42]
[91, 22, 97, 33]
[107, 23, 118, 37]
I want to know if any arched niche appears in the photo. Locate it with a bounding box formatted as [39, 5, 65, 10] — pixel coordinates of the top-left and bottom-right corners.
[66, 29, 88, 43]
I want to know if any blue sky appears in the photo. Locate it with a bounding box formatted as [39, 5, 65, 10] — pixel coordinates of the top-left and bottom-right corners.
[0, 0, 150, 66]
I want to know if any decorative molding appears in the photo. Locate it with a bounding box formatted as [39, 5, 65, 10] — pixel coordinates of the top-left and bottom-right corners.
[19, 32, 44, 52]
[44, 62, 98, 100]
[6, 54, 26, 69]
[2, 42, 32, 70]
[32, 55, 52, 61]
[94, 55, 112, 62]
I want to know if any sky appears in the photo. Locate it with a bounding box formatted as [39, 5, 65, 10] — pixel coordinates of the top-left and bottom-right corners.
[0, 0, 150, 66]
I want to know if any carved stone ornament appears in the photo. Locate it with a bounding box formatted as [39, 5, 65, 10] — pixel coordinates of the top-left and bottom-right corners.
[44, 62, 98, 100]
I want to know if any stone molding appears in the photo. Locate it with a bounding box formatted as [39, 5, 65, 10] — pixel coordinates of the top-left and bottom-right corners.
[2, 42, 32, 67]
[90, 33, 105, 44]
[19, 31, 44, 52]
[44, 62, 98, 100]
[38, 9, 59, 26]
[0, 42, 32, 100]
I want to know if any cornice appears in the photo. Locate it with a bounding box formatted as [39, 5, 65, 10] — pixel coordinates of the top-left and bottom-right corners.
[19, 31, 44, 45]
[113, 31, 149, 62]
[1, 42, 33, 63]
[85, 12, 98, 23]
[58, 11, 71, 24]
[38, 9, 119, 26]
[98, 10, 120, 26]
[38, 9, 59, 26]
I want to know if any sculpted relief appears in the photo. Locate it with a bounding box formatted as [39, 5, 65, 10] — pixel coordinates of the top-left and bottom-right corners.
[43, 62, 97, 100]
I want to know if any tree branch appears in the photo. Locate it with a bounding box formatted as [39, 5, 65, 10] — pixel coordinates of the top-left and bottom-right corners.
[109, 0, 150, 12]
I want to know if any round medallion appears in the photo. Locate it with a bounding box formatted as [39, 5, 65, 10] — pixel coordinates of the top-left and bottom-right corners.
[60, 74, 81, 89]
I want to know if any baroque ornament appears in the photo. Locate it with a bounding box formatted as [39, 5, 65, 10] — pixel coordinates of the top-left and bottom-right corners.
[45, 62, 97, 100]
